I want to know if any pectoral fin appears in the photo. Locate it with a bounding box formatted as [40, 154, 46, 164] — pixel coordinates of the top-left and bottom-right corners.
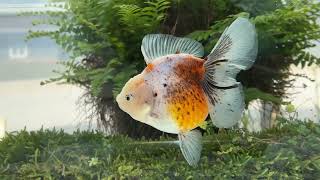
[178, 130, 202, 166]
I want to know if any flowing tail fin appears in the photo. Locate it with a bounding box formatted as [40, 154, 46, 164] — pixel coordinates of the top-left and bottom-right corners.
[202, 17, 258, 128]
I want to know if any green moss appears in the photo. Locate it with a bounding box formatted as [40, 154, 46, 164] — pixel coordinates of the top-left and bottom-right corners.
[1, 120, 320, 179]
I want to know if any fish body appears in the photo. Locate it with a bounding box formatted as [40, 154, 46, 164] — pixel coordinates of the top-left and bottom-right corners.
[120, 53, 209, 134]
[116, 17, 258, 166]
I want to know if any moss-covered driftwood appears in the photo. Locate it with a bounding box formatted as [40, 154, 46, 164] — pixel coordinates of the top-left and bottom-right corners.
[1, 119, 320, 179]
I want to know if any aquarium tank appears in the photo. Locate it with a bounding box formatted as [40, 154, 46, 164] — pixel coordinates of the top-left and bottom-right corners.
[0, 0, 320, 179]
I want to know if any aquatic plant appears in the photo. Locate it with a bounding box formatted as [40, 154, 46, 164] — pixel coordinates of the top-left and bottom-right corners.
[0, 120, 319, 179]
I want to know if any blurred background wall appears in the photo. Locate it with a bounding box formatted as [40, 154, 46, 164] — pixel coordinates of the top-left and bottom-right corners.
[0, 1, 85, 133]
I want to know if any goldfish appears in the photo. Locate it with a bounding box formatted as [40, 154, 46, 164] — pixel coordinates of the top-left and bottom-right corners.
[116, 17, 258, 166]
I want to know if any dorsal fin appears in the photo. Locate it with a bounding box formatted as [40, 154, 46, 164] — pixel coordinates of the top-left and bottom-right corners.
[141, 34, 204, 64]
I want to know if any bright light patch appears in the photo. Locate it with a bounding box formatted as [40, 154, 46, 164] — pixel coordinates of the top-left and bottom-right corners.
[0, 117, 6, 139]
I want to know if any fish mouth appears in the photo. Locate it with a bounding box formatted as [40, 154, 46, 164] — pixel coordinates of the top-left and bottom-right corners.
[115, 94, 120, 104]
[115, 94, 124, 110]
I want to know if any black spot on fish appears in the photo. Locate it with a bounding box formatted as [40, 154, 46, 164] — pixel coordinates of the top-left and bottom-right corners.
[154, 92, 158, 97]
[163, 83, 167, 87]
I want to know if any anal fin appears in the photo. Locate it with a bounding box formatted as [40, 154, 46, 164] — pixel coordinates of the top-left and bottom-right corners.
[178, 130, 202, 166]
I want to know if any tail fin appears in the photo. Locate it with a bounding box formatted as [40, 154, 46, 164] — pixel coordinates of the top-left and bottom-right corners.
[202, 17, 258, 128]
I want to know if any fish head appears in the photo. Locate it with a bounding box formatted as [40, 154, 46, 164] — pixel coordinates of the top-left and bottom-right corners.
[116, 73, 153, 122]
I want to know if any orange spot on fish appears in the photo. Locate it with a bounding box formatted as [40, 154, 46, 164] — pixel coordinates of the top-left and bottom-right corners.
[145, 63, 154, 72]
[167, 84, 208, 132]
[174, 56, 205, 81]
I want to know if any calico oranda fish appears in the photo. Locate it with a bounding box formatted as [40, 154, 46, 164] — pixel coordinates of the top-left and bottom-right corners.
[116, 17, 258, 166]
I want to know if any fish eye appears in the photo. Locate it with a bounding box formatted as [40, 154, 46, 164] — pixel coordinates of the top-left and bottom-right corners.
[126, 94, 133, 101]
